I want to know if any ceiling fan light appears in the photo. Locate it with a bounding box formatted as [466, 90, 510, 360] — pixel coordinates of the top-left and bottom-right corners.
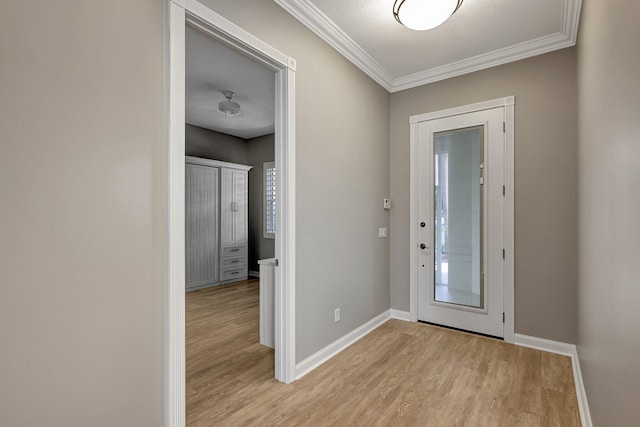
[218, 90, 244, 118]
[393, 0, 463, 31]
[219, 100, 242, 118]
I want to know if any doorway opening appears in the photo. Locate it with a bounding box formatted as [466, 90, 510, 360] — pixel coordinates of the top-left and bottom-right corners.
[409, 97, 515, 342]
[168, 1, 296, 424]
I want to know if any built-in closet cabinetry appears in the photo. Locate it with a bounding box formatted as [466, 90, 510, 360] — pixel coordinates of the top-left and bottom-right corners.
[219, 167, 249, 282]
[185, 156, 252, 291]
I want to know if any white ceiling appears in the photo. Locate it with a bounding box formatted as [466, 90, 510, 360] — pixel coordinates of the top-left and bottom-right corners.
[274, 0, 582, 92]
[186, 25, 275, 139]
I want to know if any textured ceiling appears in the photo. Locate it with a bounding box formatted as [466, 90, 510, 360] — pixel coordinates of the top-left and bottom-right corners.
[274, 0, 582, 91]
[186, 25, 275, 139]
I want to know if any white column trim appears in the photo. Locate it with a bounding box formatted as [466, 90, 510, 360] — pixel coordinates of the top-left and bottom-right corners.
[503, 102, 515, 343]
[166, 3, 186, 426]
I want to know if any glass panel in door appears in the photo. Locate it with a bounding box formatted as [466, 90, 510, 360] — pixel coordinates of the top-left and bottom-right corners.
[433, 126, 484, 308]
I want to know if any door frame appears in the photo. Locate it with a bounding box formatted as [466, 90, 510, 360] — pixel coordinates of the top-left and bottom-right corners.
[409, 97, 515, 343]
[167, 0, 297, 425]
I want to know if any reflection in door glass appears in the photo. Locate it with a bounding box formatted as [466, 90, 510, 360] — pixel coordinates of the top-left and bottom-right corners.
[434, 126, 484, 308]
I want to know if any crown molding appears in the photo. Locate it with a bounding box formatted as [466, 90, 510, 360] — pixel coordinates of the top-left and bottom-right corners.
[273, 0, 394, 91]
[392, 0, 582, 92]
[392, 32, 573, 92]
[273, 0, 582, 93]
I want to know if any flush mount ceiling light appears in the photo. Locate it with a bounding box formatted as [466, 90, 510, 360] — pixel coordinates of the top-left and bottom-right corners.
[218, 90, 244, 118]
[393, 0, 463, 31]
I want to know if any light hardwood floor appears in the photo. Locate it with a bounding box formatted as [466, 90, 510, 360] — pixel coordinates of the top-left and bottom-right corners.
[186, 280, 580, 426]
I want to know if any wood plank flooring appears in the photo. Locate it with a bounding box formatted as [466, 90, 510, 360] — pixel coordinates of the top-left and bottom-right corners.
[186, 280, 580, 426]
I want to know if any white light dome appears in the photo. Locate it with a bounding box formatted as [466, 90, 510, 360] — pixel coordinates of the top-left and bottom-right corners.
[394, 0, 463, 31]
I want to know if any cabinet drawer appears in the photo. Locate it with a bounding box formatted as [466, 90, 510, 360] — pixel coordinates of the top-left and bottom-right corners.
[221, 255, 247, 268]
[221, 244, 247, 257]
[220, 267, 247, 281]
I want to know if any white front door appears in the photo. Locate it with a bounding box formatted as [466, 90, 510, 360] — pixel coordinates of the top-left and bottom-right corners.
[416, 107, 505, 338]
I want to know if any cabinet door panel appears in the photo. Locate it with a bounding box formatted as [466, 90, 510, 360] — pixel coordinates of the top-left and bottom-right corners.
[233, 170, 248, 244]
[185, 164, 219, 287]
[219, 168, 234, 245]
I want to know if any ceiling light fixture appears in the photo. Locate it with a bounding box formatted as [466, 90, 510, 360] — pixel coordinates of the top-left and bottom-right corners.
[218, 90, 244, 118]
[393, 0, 463, 31]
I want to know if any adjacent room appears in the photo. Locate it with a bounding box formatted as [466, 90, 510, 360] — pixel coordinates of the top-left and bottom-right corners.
[183, 24, 278, 421]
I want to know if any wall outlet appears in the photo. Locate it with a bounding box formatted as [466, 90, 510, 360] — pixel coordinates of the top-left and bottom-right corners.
[334, 308, 340, 323]
[383, 198, 391, 209]
[379, 227, 388, 238]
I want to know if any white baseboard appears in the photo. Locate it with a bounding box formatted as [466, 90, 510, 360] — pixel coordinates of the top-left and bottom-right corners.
[515, 334, 574, 356]
[295, 309, 391, 380]
[390, 309, 411, 321]
[515, 334, 592, 427]
[249, 270, 260, 277]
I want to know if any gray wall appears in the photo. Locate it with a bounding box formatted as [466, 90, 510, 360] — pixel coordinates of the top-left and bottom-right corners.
[186, 124, 249, 164]
[199, 0, 391, 362]
[390, 49, 578, 343]
[247, 134, 276, 271]
[0, 0, 389, 423]
[0, 1, 165, 426]
[577, 0, 640, 424]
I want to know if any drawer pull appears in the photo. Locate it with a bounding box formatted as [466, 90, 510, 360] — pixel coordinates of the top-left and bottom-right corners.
[230, 260, 240, 264]
[231, 249, 239, 252]
[231, 272, 239, 275]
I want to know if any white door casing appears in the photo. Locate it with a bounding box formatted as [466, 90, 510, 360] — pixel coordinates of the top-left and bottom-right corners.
[409, 97, 515, 342]
[168, 0, 297, 426]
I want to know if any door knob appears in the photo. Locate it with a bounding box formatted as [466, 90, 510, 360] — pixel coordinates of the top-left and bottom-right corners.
[420, 243, 427, 249]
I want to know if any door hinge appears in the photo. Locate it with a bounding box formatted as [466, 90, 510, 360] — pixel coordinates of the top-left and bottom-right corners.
[502, 185, 505, 196]
[502, 312, 505, 323]
[502, 249, 505, 259]
[275, 259, 279, 267]
[503, 121, 506, 133]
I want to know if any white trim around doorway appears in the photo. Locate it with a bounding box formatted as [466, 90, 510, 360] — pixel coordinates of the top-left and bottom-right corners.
[167, 1, 297, 425]
[408, 96, 515, 343]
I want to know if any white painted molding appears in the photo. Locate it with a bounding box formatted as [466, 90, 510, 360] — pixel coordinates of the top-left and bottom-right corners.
[409, 97, 515, 123]
[515, 335, 592, 427]
[167, 3, 186, 427]
[409, 121, 419, 323]
[272, 0, 582, 92]
[515, 334, 574, 356]
[390, 309, 411, 321]
[273, 0, 394, 91]
[391, 32, 573, 92]
[185, 156, 252, 171]
[185, 0, 290, 70]
[503, 102, 515, 344]
[273, 61, 297, 384]
[572, 348, 593, 427]
[295, 310, 391, 379]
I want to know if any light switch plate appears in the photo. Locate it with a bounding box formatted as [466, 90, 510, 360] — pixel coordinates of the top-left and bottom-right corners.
[383, 198, 391, 209]
[379, 228, 388, 238]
